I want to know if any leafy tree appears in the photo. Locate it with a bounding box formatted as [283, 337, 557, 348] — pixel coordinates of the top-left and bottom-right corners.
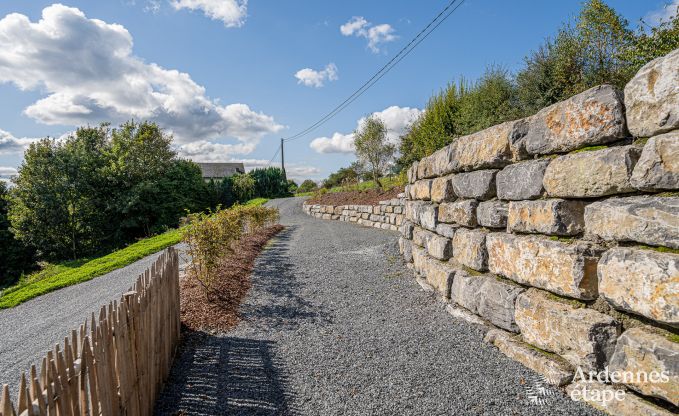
[623, 5, 679, 76]
[249, 167, 289, 198]
[232, 173, 256, 202]
[297, 179, 317, 193]
[0, 182, 36, 287]
[353, 116, 395, 187]
[287, 179, 298, 194]
[323, 165, 360, 189]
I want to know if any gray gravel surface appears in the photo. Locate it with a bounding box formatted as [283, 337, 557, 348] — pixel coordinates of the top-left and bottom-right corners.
[0, 243, 188, 397]
[156, 197, 602, 416]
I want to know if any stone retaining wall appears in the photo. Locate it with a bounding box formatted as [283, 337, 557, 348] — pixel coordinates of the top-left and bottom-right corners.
[400, 49, 679, 414]
[303, 197, 405, 231]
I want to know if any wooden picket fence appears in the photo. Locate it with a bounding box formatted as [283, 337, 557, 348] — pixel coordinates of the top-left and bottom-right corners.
[0, 247, 180, 416]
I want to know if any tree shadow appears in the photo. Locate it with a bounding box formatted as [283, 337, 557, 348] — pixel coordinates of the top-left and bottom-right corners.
[155, 331, 298, 415]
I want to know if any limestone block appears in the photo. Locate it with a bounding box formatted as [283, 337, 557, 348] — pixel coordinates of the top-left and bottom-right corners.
[515, 85, 627, 156]
[486, 233, 601, 300]
[447, 121, 515, 172]
[609, 327, 679, 406]
[496, 159, 550, 200]
[435, 223, 459, 239]
[408, 161, 418, 183]
[598, 247, 679, 326]
[584, 196, 679, 249]
[484, 329, 573, 386]
[452, 228, 488, 271]
[631, 132, 679, 191]
[543, 146, 641, 198]
[431, 174, 456, 203]
[625, 48, 679, 137]
[416, 154, 437, 179]
[450, 271, 484, 313]
[438, 200, 478, 227]
[422, 258, 456, 298]
[399, 237, 414, 263]
[508, 199, 586, 236]
[477, 277, 525, 332]
[451, 169, 498, 200]
[515, 289, 619, 371]
[404, 201, 426, 224]
[410, 179, 433, 200]
[477, 200, 508, 229]
[419, 203, 438, 231]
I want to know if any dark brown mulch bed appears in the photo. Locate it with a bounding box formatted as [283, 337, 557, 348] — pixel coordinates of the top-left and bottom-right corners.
[305, 186, 403, 206]
[180, 224, 284, 332]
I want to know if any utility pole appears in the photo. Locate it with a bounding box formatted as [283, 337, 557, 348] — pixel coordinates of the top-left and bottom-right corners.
[280, 138, 286, 179]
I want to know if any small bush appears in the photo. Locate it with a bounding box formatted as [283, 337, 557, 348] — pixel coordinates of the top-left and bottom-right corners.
[182, 204, 279, 297]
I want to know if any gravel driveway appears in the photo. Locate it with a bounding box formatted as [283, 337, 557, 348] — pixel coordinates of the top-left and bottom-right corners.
[0, 243, 188, 397]
[156, 197, 601, 416]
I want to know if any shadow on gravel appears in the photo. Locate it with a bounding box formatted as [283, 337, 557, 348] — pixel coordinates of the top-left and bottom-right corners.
[238, 226, 331, 330]
[156, 330, 295, 416]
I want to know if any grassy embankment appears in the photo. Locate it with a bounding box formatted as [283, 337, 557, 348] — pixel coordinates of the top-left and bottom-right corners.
[295, 176, 404, 197]
[0, 198, 270, 309]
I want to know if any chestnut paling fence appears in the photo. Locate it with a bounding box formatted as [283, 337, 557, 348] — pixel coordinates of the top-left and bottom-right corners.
[0, 247, 180, 416]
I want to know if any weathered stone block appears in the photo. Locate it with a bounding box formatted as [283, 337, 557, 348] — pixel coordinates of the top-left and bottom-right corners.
[451, 169, 498, 200]
[408, 161, 418, 183]
[412, 226, 434, 247]
[484, 329, 573, 386]
[625, 48, 679, 137]
[598, 247, 679, 326]
[430, 174, 456, 203]
[514, 85, 627, 156]
[438, 200, 478, 227]
[419, 203, 438, 231]
[435, 223, 458, 239]
[399, 237, 413, 263]
[450, 271, 484, 313]
[515, 288, 619, 371]
[631, 132, 679, 191]
[447, 121, 515, 172]
[508, 199, 586, 236]
[412, 244, 427, 274]
[609, 327, 679, 406]
[477, 277, 525, 332]
[453, 228, 488, 271]
[566, 381, 675, 416]
[399, 220, 414, 239]
[426, 234, 453, 261]
[410, 179, 433, 200]
[404, 200, 427, 224]
[423, 259, 456, 298]
[584, 196, 679, 249]
[486, 233, 601, 299]
[430, 145, 455, 177]
[477, 200, 508, 228]
[496, 159, 550, 200]
[543, 146, 641, 198]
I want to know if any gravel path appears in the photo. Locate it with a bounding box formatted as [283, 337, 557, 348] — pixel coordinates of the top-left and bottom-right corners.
[0, 243, 188, 397]
[156, 197, 602, 416]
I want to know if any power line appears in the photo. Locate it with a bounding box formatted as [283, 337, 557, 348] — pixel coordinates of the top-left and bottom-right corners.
[266, 144, 281, 167]
[282, 0, 466, 143]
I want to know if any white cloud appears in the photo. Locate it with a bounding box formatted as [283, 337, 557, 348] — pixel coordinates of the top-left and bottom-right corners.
[645, 0, 679, 25]
[144, 1, 161, 14]
[310, 106, 422, 154]
[177, 140, 257, 162]
[294, 63, 338, 88]
[0, 166, 17, 180]
[0, 4, 281, 154]
[170, 0, 247, 27]
[0, 129, 40, 155]
[340, 16, 397, 53]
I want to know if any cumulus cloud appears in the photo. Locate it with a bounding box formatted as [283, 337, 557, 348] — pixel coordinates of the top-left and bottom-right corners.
[310, 106, 422, 154]
[0, 4, 282, 153]
[0, 129, 40, 155]
[645, 0, 679, 25]
[0, 166, 17, 181]
[170, 0, 248, 27]
[294, 63, 338, 88]
[177, 140, 257, 162]
[340, 16, 397, 53]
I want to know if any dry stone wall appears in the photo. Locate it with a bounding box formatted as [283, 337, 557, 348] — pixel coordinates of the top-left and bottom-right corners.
[303, 197, 404, 231]
[400, 49, 679, 414]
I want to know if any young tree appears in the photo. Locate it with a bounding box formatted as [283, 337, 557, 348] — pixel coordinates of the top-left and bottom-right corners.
[233, 173, 256, 202]
[353, 116, 395, 187]
[0, 182, 36, 287]
[297, 179, 317, 193]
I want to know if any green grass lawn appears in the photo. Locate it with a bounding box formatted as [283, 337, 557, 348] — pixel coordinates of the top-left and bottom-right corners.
[295, 176, 405, 197]
[0, 197, 273, 309]
[0, 229, 182, 309]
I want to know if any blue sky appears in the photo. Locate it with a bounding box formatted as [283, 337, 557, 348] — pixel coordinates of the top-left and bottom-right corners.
[0, 0, 674, 182]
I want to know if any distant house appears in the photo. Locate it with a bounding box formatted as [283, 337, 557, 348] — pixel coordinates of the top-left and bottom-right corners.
[197, 162, 245, 181]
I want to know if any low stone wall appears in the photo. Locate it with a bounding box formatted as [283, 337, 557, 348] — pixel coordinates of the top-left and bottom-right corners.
[303, 197, 404, 231]
[400, 49, 679, 414]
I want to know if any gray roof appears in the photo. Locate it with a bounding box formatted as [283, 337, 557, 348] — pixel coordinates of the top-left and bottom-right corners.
[197, 162, 245, 178]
